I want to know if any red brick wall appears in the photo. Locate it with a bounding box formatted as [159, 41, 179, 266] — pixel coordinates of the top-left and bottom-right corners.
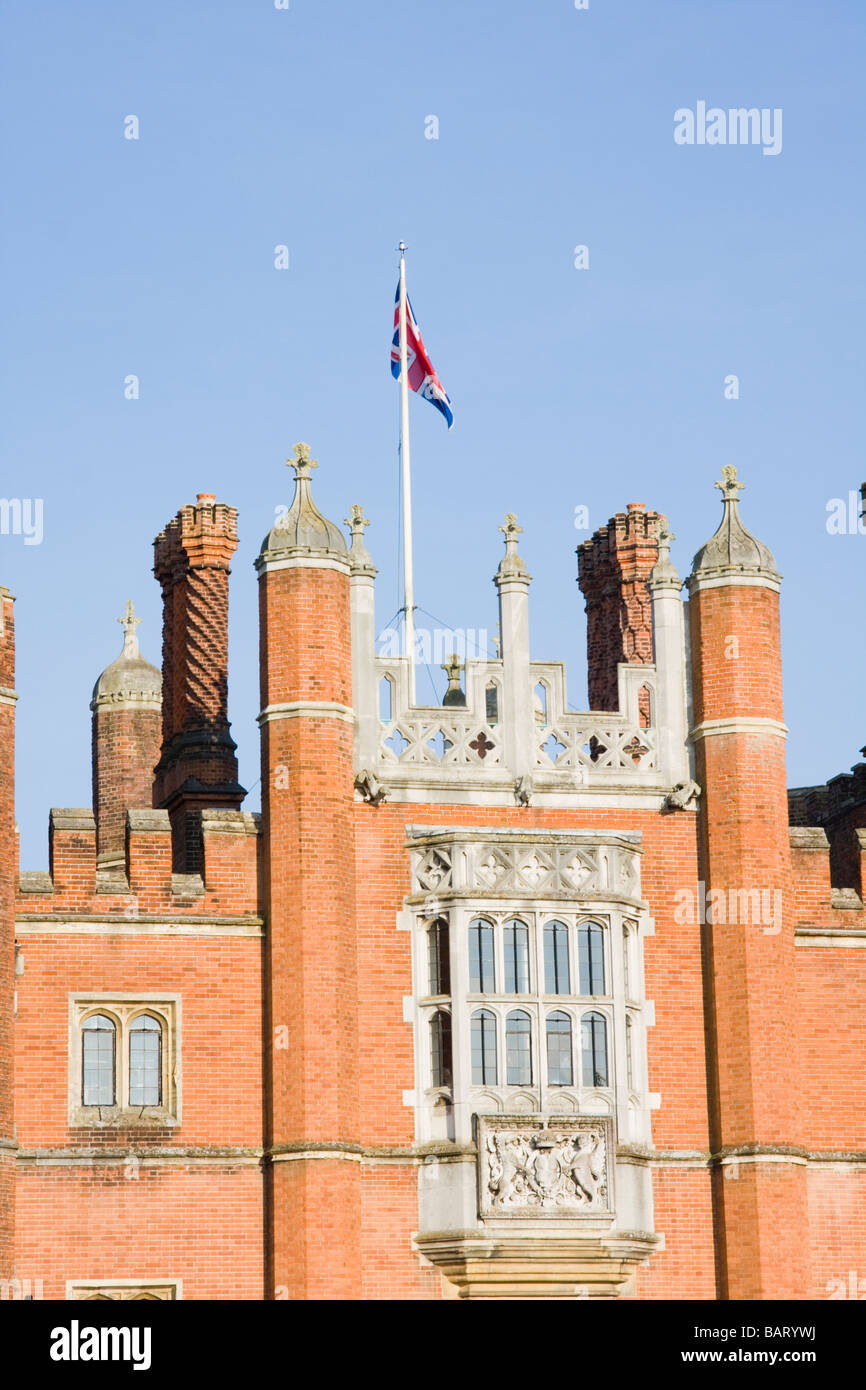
[16, 1166, 264, 1300]
[13, 929, 264, 1299]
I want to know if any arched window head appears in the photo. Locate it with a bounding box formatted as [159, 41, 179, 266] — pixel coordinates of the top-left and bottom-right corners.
[581, 1011, 608, 1088]
[546, 1010, 573, 1086]
[82, 1014, 116, 1106]
[427, 919, 451, 996]
[578, 922, 605, 995]
[378, 674, 394, 722]
[469, 919, 496, 993]
[430, 1010, 452, 1089]
[470, 1009, 498, 1086]
[543, 921, 570, 994]
[503, 921, 530, 994]
[129, 1015, 162, 1107]
[485, 682, 499, 724]
[533, 681, 548, 727]
[505, 1010, 533, 1086]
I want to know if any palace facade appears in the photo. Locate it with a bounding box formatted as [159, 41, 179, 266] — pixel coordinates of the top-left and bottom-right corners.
[0, 457, 864, 1300]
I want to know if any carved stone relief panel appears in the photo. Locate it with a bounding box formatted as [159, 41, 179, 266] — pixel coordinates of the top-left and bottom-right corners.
[476, 1114, 612, 1219]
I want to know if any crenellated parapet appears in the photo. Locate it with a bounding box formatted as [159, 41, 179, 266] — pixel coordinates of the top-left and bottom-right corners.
[17, 806, 260, 919]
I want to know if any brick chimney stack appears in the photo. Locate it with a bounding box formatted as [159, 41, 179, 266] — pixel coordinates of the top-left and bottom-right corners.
[0, 585, 16, 1279]
[91, 600, 162, 862]
[153, 494, 245, 872]
[577, 503, 662, 713]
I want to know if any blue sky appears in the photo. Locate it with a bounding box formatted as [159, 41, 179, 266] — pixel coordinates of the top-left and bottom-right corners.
[2, 0, 864, 867]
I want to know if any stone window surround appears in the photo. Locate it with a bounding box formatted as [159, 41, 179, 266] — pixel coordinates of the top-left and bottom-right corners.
[68, 994, 181, 1129]
[66, 1279, 181, 1300]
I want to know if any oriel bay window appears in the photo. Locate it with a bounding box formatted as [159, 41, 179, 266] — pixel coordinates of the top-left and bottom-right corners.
[417, 907, 641, 1117]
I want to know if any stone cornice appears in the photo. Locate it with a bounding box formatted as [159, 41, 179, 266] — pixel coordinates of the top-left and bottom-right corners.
[256, 552, 350, 576]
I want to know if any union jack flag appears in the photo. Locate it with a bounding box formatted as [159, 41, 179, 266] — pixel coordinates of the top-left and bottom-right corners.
[390, 285, 453, 429]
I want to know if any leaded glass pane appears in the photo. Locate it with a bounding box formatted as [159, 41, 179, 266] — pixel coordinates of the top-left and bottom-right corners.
[503, 922, 529, 994]
[578, 923, 605, 995]
[428, 920, 450, 995]
[505, 1010, 532, 1086]
[470, 1009, 498, 1085]
[129, 1015, 161, 1106]
[469, 921, 495, 992]
[581, 1011, 608, 1087]
[430, 1010, 452, 1088]
[543, 922, 569, 994]
[546, 1011, 573, 1086]
[82, 1014, 115, 1106]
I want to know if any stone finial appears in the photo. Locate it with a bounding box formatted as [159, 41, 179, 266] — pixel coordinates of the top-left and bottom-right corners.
[690, 465, 778, 582]
[345, 503, 369, 540]
[91, 600, 161, 711]
[289, 442, 318, 479]
[495, 512, 530, 584]
[118, 599, 142, 657]
[344, 504, 376, 576]
[441, 653, 467, 708]
[649, 521, 681, 590]
[715, 464, 744, 502]
[259, 442, 347, 562]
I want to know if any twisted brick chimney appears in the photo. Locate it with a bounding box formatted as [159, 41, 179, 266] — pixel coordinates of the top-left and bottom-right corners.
[577, 503, 662, 714]
[153, 494, 245, 871]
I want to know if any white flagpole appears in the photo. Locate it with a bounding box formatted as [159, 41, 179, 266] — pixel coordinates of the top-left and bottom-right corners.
[398, 241, 416, 703]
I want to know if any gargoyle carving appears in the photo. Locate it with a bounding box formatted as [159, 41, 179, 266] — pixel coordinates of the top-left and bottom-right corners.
[664, 779, 701, 811]
[354, 768, 388, 805]
[514, 774, 533, 807]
